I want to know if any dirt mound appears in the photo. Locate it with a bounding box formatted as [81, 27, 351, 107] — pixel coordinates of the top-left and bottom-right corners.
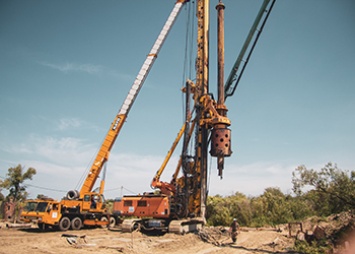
[292, 211, 355, 253]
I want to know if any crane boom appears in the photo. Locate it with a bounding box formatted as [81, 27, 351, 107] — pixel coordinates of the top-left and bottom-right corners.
[79, 0, 188, 197]
[224, 0, 276, 99]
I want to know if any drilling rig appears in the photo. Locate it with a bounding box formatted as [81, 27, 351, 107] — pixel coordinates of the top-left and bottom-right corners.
[113, 0, 276, 234]
[114, 0, 230, 233]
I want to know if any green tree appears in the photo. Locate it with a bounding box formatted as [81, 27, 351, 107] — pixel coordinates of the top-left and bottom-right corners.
[206, 195, 232, 226]
[289, 194, 313, 220]
[228, 192, 252, 226]
[260, 187, 293, 225]
[303, 189, 332, 216]
[292, 163, 355, 215]
[0, 164, 36, 202]
[250, 196, 268, 227]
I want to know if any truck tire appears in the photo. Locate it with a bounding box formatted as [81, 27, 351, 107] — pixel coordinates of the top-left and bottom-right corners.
[59, 217, 71, 231]
[100, 216, 108, 228]
[71, 217, 83, 230]
[38, 222, 49, 231]
[109, 217, 116, 228]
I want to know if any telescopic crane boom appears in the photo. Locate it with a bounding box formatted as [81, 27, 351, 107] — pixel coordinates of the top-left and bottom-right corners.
[70, 0, 189, 200]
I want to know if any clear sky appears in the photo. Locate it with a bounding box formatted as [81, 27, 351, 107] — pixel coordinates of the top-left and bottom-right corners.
[1, 0, 354, 200]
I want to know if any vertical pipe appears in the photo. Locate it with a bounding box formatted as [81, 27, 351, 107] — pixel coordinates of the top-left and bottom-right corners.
[216, 1, 225, 106]
[215, 1, 227, 178]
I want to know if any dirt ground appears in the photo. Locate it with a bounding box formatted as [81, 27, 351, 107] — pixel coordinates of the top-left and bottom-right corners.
[0, 223, 296, 254]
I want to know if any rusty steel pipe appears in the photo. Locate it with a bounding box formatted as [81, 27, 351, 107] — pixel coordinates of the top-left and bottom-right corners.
[216, 1, 225, 106]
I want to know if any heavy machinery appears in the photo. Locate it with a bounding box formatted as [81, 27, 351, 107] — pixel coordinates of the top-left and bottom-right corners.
[20, 0, 189, 231]
[113, 0, 276, 234]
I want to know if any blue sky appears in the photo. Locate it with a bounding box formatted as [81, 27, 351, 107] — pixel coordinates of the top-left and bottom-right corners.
[1, 0, 354, 200]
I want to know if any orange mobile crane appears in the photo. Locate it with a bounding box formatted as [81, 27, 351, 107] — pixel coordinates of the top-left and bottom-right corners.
[20, 0, 189, 231]
[113, 0, 276, 234]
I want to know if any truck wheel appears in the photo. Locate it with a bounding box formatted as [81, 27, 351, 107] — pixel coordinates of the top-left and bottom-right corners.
[109, 217, 116, 228]
[59, 217, 71, 231]
[71, 217, 83, 230]
[38, 222, 48, 231]
[100, 216, 108, 228]
[133, 221, 141, 231]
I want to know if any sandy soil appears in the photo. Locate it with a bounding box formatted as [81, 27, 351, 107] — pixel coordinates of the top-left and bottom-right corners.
[0, 224, 296, 254]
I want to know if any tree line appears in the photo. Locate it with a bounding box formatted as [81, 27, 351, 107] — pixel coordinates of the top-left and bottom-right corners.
[206, 162, 355, 227]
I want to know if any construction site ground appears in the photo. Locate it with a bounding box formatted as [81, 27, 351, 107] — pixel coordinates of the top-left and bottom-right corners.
[0, 224, 296, 254]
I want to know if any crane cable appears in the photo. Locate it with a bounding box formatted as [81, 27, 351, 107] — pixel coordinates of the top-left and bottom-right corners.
[181, 1, 196, 157]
